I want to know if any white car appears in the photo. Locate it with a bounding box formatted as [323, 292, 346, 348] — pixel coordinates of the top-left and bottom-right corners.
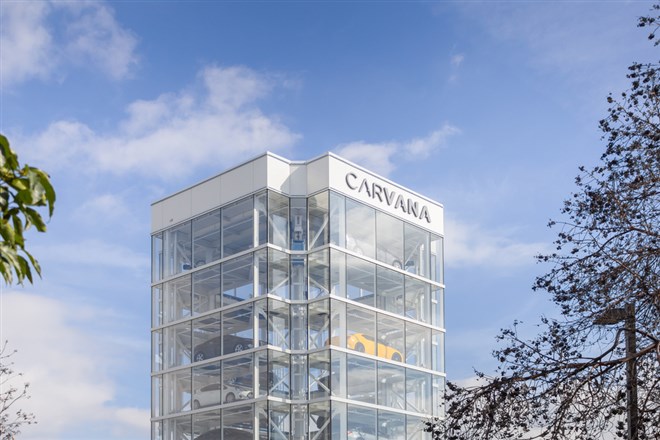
[192, 383, 253, 409]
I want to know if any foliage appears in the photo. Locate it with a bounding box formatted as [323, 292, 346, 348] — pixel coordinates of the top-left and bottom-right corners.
[0, 133, 55, 285]
[0, 342, 35, 440]
[426, 8, 660, 440]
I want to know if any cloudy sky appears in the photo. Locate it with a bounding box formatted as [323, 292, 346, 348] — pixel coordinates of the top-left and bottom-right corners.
[0, 1, 656, 439]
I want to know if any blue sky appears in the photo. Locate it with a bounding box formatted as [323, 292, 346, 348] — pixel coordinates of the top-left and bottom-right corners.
[0, 1, 656, 439]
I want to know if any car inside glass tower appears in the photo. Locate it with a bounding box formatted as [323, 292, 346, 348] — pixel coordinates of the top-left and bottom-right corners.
[151, 155, 445, 440]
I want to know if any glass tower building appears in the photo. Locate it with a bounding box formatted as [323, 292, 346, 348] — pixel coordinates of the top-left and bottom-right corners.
[151, 153, 445, 440]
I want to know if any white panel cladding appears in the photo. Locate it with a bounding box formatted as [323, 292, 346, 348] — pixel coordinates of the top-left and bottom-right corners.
[328, 155, 444, 234]
[288, 164, 308, 195]
[160, 190, 192, 228]
[220, 161, 254, 206]
[306, 155, 330, 195]
[265, 154, 293, 193]
[252, 154, 268, 191]
[151, 202, 164, 232]
[191, 175, 222, 216]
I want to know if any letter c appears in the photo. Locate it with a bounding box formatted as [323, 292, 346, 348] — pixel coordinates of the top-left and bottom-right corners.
[346, 172, 358, 190]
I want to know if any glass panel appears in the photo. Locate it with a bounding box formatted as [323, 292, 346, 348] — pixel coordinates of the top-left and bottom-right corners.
[378, 410, 406, 440]
[346, 255, 375, 307]
[308, 299, 330, 350]
[192, 313, 221, 363]
[223, 355, 254, 404]
[256, 401, 269, 440]
[432, 331, 445, 372]
[329, 192, 345, 248]
[269, 401, 290, 440]
[152, 421, 162, 440]
[152, 284, 163, 327]
[346, 305, 376, 356]
[377, 314, 405, 363]
[406, 369, 432, 414]
[432, 375, 445, 417]
[165, 321, 191, 368]
[290, 304, 307, 351]
[256, 191, 268, 246]
[255, 299, 268, 348]
[222, 254, 254, 306]
[308, 191, 329, 249]
[152, 375, 162, 417]
[257, 350, 269, 397]
[269, 249, 290, 299]
[404, 223, 429, 277]
[192, 410, 221, 440]
[376, 212, 404, 268]
[192, 209, 221, 268]
[308, 249, 330, 298]
[222, 197, 254, 257]
[309, 401, 330, 440]
[431, 288, 444, 329]
[330, 350, 347, 398]
[290, 197, 307, 250]
[347, 354, 376, 404]
[407, 414, 432, 440]
[268, 299, 290, 349]
[271, 351, 291, 398]
[164, 275, 192, 323]
[405, 276, 430, 323]
[192, 362, 221, 409]
[309, 350, 331, 398]
[430, 234, 443, 284]
[406, 322, 432, 369]
[256, 249, 267, 296]
[377, 361, 406, 409]
[269, 191, 289, 248]
[152, 233, 163, 282]
[163, 221, 192, 277]
[290, 254, 307, 301]
[347, 405, 376, 439]
[152, 330, 162, 372]
[292, 404, 308, 439]
[291, 354, 308, 400]
[222, 304, 254, 355]
[376, 266, 404, 316]
[193, 265, 221, 315]
[345, 199, 375, 258]
[164, 415, 192, 440]
[330, 401, 347, 440]
[223, 404, 253, 439]
[329, 249, 345, 297]
[163, 369, 192, 414]
[329, 299, 346, 349]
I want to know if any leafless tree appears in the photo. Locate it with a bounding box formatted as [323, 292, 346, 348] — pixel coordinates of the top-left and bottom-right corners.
[0, 341, 35, 440]
[426, 7, 660, 440]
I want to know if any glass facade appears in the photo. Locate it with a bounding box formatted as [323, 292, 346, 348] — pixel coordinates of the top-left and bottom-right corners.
[152, 180, 444, 440]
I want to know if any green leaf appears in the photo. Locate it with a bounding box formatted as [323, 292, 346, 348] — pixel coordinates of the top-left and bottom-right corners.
[24, 207, 47, 232]
[0, 220, 15, 245]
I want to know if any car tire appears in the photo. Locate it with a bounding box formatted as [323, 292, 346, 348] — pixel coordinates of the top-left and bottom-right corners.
[225, 393, 235, 403]
[193, 400, 200, 410]
[194, 351, 206, 362]
[392, 260, 402, 269]
[355, 343, 365, 353]
[391, 353, 402, 362]
[233, 343, 244, 352]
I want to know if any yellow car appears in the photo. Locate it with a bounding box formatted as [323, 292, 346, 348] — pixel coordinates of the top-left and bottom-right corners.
[329, 333, 403, 362]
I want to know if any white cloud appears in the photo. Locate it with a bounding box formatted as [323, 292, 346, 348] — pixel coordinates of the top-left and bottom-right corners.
[0, 292, 149, 439]
[445, 217, 550, 269]
[0, 2, 53, 85]
[21, 65, 301, 179]
[74, 194, 133, 225]
[403, 123, 461, 158]
[334, 124, 460, 177]
[32, 239, 149, 270]
[450, 53, 464, 68]
[0, 1, 138, 87]
[334, 141, 398, 176]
